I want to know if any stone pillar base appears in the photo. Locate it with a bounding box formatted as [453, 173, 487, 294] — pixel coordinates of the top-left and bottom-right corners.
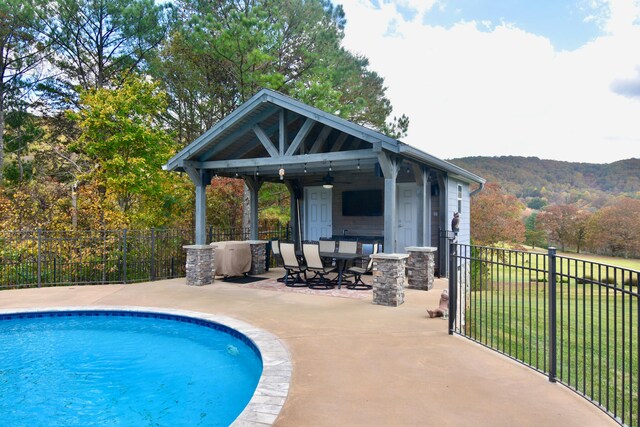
[371, 253, 409, 307]
[247, 240, 268, 275]
[184, 245, 214, 286]
[405, 246, 437, 290]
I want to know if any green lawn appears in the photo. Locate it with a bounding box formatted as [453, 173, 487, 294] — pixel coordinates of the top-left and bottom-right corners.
[465, 247, 640, 289]
[464, 282, 639, 426]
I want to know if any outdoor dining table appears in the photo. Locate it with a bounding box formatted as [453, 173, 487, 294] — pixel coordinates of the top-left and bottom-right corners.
[319, 251, 365, 289]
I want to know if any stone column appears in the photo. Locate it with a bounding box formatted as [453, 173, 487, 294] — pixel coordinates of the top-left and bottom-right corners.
[184, 245, 214, 286]
[371, 253, 409, 307]
[405, 246, 437, 290]
[247, 240, 268, 275]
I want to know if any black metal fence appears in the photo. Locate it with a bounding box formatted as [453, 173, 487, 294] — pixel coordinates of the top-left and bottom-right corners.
[0, 225, 292, 289]
[207, 224, 290, 244]
[0, 229, 193, 289]
[448, 242, 640, 427]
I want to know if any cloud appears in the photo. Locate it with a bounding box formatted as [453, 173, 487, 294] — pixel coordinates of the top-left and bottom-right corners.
[611, 68, 640, 98]
[340, 0, 640, 163]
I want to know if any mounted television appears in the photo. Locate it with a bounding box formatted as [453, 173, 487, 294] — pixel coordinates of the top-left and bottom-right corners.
[342, 190, 383, 216]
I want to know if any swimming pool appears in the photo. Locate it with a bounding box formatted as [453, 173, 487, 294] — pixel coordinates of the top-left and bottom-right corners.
[0, 307, 290, 426]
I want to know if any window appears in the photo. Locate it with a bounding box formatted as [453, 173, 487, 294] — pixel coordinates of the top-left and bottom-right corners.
[457, 184, 463, 213]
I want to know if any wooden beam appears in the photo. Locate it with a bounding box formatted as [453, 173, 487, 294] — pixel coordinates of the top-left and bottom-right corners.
[377, 152, 399, 179]
[253, 125, 279, 157]
[329, 132, 349, 152]
[183, 165, 202, 187]
[195, 107, 278, 162]
[285, 118, 315, 156]
[197, 149, 377, 169]
[279, 110, 287, 155]
[412, 163, 424, 186]
[309, 126, 333, 154]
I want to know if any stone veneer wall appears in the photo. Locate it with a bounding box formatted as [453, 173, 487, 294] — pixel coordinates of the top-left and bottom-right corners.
[405, 247, 437, 291]
[247, 241, 267, 275]
[184, 245, 214, 286]
[371, 253, 409, 307]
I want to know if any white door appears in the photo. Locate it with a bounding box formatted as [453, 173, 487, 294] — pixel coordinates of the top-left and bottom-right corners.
[305, 186, 332, 241]
[397, 183, 418, 252]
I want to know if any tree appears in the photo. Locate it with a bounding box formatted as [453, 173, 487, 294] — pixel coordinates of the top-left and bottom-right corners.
[587, 198, 640, 258]
[527, 197, 547, 210]
[471, 182, 525, 245]
[536, 204, 584, 252]
[39, 0, 170, 106]
[2, 110, 42, 184]
[571, 210, 592, 254]
[0, 0, 48, 181]
[524, 212, 546, 249]
[70, 75, 178, 227]
[154, 0, 407, 146]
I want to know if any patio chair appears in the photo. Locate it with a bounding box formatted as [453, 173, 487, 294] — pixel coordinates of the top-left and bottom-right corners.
[346, 243, 378, 290]
[303, 242, 336, 289]
[319, 239, 336, 254]
[338, 240, 358, 271]
[318, 239, 336, 267]
[338, 240, 357, 254]
[359, 243, 375, 268]
[271, 239, 285, 282]
[280, 242, 308, 287]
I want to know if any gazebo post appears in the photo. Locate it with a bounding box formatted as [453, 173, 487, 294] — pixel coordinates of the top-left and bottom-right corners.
[245, 177, 262, 240]
[285, 181, 302, 248]
[184, 166, 212, 245]
[378, 153, 399, 253]
[422, 167, 431, 246]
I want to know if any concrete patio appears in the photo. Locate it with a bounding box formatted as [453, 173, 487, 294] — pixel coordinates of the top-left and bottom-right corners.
[0, 271, 615, 427]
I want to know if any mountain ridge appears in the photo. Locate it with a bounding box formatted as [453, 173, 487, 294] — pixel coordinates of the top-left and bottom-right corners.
[448, 156, 640, 208]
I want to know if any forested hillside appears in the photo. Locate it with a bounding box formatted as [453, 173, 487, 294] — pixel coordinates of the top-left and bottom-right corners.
[454, 156, 640, 257]
[449, 156, 640, 208]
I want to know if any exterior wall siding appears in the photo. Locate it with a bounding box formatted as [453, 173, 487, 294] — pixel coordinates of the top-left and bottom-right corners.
[299, 174, 384, 238]
[447, 178, 471, 246]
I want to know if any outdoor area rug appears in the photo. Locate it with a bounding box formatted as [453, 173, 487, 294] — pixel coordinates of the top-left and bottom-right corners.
[227, 278, 372, 300]
[221, 276, 269, 284]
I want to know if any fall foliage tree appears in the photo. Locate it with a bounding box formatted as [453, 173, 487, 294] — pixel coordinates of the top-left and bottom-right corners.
[471, 182, 525, 245]
[536, 204, 593, 252]
[586, 197, 640, 258]
[70, 75, 180, 227]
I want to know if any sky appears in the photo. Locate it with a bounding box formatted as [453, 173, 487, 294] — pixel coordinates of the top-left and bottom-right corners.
[339, 0, 640, 163]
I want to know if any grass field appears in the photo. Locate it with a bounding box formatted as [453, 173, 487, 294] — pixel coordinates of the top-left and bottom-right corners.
[461, 246, 640, 289]
[457, 247, 639, 426]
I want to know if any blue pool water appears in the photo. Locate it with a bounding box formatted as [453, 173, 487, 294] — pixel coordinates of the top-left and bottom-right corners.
[0, 311, 263, 427]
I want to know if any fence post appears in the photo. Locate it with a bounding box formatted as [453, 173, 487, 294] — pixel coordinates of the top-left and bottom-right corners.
[123, 229, 128, 284]
[151, 228, 156, 281]
[208, 225, 213, 244]
[548, 247, 557, 383]
[37, 228, 42, 288]
[448, 238, 457, 335]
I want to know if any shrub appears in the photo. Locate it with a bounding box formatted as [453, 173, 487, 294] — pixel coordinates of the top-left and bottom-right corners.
[624, 276, 638, 287]
[578, 274, 617, 285]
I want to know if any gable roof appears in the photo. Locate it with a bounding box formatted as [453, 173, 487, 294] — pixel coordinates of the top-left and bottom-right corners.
[164, 89, 485, 185]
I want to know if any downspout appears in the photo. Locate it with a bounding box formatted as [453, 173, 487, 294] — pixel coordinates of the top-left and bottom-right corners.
[470, 182, 484, 197]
